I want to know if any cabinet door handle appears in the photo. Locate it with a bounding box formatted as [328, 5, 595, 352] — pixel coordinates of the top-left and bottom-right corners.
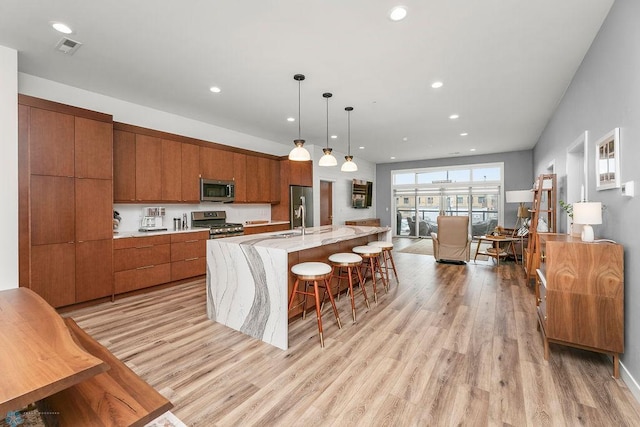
[135, 245, 154, 249]
[185, 257, 199, 261]
[185, 240, 199, 243]
[136, 265, 154, 270]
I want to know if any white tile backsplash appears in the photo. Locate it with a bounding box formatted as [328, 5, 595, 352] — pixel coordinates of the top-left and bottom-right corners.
[113, 203, 272, 232]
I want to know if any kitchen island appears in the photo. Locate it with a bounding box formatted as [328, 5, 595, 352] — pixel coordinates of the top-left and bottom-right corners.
[206, 225, 391, 349]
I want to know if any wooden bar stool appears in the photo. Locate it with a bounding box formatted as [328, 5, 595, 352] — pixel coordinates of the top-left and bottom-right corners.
[368, 241, 399, 286]
[328, 253, 370, 323]
[288, 262, 342, 347]
[352, 245, 387, 303]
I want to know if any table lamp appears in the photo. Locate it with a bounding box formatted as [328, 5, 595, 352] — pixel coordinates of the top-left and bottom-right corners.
[505, 190, 534, 232]
[572, 202, 602, 242]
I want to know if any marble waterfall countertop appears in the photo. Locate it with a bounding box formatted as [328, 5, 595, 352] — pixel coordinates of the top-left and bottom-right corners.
[212, 224, 391, 252]
[206, 224, 391, 350]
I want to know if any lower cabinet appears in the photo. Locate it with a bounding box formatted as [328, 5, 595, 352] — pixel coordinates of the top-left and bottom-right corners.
[114, 231, 208, 295]
[243, 223, 290, 235]
[114, 235, 171, 294]
[170, 231, 208, 281]
[345, 218, 381, 226]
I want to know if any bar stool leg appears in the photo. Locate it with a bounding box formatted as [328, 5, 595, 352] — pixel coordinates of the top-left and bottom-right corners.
[365, 256, 379, 304]
[323, 277, 342, 330]
[375, 255, 389, 293]
[387, 250, 399, 283]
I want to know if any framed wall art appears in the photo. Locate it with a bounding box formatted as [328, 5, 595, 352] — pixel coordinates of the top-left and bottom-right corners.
[595, 127, 620, 191]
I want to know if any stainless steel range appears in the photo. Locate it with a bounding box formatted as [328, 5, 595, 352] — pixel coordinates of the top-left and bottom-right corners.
[191, 211, 244, 239]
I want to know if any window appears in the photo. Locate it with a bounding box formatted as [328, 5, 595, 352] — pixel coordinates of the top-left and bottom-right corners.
[392, 162, 504, 237]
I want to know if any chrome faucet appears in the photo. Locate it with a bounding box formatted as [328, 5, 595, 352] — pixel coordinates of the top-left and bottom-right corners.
[295, 196, 306, 235]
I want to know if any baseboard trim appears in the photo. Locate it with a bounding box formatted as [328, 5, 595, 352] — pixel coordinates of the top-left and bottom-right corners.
[620, 360, 640, 404]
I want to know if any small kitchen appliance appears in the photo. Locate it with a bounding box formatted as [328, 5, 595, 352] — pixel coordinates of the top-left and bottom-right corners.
[191, 211, 244, 239]
[139, 206, 167, 232]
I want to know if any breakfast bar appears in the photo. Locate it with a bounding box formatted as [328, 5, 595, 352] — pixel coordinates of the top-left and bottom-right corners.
[206, 225, 391, 349]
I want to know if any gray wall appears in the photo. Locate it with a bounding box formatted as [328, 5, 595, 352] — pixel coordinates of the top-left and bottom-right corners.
[375, 150, 533, 229]
[533, 0, 640, 394]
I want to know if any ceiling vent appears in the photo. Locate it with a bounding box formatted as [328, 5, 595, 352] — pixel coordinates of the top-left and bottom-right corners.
[55, 37, 82, 55]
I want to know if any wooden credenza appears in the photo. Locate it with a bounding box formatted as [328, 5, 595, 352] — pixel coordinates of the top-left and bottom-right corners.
[535, 233, 624, 377]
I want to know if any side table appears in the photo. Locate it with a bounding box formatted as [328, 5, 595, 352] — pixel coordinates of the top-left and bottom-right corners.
[473, 235, 520, 266]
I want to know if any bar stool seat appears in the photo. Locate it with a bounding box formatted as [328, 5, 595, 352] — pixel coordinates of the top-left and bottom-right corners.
[352, 245, 386, 303]
[288, 262, 342, 347]
[328, 253, 370, 323]
[368, 241, 399, 286]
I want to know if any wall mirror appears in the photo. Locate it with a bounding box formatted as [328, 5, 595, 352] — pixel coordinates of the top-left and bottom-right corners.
[595, 128, 620, 191]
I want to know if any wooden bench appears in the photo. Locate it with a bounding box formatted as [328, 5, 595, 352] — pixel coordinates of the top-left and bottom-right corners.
[39, 318, 172, 426]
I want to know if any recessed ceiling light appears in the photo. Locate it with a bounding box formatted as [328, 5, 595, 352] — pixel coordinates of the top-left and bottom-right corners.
[287, 117, 295, 122]
[460, 132, 468, 136]
[52, 22, 73, 34]
[389, 6, 408, 21]
[431, 81, 443, 89]
[470, 148, 476, 152]
[209, 86, 221, 93]
[449, 114, 459, 119]
[331, 135, 337, 139]
[402, 137, 408, 142]
[390, 156, 396, 160]
[359, 146, 365, 150]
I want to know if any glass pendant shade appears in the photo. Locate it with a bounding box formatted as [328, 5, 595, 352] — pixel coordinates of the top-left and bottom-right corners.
[319, 92, 337, 167]
[288, 74, 310, 161]
[289, 139, 311, 161]
[341, 106, 357, 172]
[341, 155, 358, 172]
[319, 148, 337, 166]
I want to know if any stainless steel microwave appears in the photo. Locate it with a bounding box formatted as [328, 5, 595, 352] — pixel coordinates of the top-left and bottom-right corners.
[200, 178, 235, 203]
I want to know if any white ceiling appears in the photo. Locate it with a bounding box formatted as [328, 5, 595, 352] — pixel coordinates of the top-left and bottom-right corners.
[0, 0, 613, 164]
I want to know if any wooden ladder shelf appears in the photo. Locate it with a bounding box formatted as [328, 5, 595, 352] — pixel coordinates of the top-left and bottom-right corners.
[525, 173, 557, 281]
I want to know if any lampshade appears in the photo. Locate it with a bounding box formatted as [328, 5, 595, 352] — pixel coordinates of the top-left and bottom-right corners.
[288, 74, 311, 161]
[341, 106, 358, 172]
[505, 190, 534, 203]
[341, 155, 358, 172]
[572, 202, 602, 225]
[573, 201, 602, 242]
[319, 92, 337, 167]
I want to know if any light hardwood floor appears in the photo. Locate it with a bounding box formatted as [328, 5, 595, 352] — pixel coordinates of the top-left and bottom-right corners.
[67, 238, 640, 426]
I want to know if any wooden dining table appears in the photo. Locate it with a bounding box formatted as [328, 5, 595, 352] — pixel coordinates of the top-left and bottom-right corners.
[0, 287, 109, 414]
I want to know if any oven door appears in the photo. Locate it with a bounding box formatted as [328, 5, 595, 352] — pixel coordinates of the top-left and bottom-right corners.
[200, 179, 235, 202]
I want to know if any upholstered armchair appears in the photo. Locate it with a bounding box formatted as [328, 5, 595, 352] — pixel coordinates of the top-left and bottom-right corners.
[430, 216, 471, 263]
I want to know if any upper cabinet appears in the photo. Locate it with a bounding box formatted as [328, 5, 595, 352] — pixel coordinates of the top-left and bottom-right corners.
[135, 134, 163, 201]
[75, 117, 113, 179]
[289, 160, 313, 186]
[181, 143, 200, 203]
[29, 108, 75, 177]
[113, 130, 136, 201]
[200, 146, 234, 181]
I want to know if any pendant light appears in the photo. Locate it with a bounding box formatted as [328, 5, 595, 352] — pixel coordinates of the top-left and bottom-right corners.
[341, 106, 358, 172]
[288, 74, 311, 161]
[319, 92, 337, 167]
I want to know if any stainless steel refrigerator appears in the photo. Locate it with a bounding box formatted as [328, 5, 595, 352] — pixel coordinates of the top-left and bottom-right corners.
[290, 185, 313, 229]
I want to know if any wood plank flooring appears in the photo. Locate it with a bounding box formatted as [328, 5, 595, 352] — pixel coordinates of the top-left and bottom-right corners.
[66, 238, 640, 426]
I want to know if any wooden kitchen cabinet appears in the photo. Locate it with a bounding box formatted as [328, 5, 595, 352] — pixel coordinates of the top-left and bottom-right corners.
[76, 239, 113, 302]
[535, 233, 624, 378]
[270, 158, 280, 203]
[162, 138, 182, 201]
[76, 178, 114, 242]
[289, 159, 313, 186]
[114, 235, 171, 294]
[135, 134, 163, 201]
[243, 223, 290, 235]
[233, 153, 247, 202]
[200, 146, 234, 181]
[75, 116, 113, 179]
[113, 129, 136, 202]
[30, 242, 76, 308]
[246, 155, 271, 202]
[19, 95, 114, 308]
[28, 107, 75, 177]
[30, 175, 75, 245]
[181, 142, 200, 202]
[170, 231, 208, 281]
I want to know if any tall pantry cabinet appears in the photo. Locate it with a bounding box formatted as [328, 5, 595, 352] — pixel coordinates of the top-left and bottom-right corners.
[18, 95, 114, 308]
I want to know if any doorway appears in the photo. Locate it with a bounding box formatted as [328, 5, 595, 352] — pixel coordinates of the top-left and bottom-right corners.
[320, 180, 333, 226]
